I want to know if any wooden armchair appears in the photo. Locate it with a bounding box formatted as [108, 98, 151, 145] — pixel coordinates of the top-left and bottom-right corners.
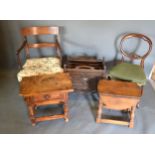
[16, 26, 64, 82]
[16, 26, 62, 69]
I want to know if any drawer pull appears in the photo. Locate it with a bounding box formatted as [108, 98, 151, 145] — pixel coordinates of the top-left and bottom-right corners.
[76, 65, 94, 70]
[102, 103, 106, 106]
[43, 94, 50, 100]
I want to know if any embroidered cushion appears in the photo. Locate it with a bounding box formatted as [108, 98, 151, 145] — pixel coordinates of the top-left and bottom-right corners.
[23, 57, 61, 69]
[17, 57, 63, 82]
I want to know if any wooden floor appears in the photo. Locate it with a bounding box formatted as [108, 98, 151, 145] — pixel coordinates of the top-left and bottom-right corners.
[0, 69, 155, 133]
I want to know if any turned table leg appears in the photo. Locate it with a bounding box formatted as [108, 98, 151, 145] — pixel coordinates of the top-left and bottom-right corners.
[96, 96, 103, 123]
[26, 97, 36, 126]
[129, 106, 136, 128]
[28, 105, 36, 126]
[64, 93, 69, 122]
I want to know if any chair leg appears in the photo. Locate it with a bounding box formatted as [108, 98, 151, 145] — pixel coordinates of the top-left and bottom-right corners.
[129, 106, 136, 128]
[64, 94, 69, 122]
[28, 105, 36, 126]
[136, 101, 140, 108]
[96, 97, 103, 123]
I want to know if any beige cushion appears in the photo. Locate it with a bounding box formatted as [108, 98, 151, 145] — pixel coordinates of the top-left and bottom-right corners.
[23, 57, 61, 69]
[17, 57, 63, 82]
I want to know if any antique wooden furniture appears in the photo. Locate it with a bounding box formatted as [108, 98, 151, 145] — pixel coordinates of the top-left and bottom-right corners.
[16, 26, 64, 83]
[19, 73, 73, 126]
[120, 33, 152, 68]
[16, 26, 62, 69]
[64, 56, 106, 91]
[96, 33, 152, 128]
[120, 33, 152, 105]
[96, 80, 142, 128]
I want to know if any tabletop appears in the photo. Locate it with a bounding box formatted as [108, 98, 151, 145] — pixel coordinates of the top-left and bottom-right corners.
[19, 73, 73, 96]
[98, 79, 142, 97]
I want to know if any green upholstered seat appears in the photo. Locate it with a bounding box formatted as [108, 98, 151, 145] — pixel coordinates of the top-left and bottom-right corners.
[109, 62, 147, 86]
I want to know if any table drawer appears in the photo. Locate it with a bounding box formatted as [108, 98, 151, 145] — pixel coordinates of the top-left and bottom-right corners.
[31, 93, 64, 103]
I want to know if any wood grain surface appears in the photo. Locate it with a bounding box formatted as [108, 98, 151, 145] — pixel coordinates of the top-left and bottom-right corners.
[20, 73, 73, 96]
[98, 79, 142, 97]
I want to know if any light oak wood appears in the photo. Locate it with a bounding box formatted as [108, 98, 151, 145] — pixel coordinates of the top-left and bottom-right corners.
[28, 43, 57, 48]
[96, 119, 129, 126]
[98, 80, 142, 97]
[100, 95, 139, 110]
[97, 80, 142, 128]
[30, 99, 65, 107]
[21, 26, 59, 36]
[20, 73, 73, 126]
[35, 114, 65, 122]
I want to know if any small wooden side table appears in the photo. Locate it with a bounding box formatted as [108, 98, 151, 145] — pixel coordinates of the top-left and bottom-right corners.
[19, 73, 73, 126]
[96, 80, 142, 128]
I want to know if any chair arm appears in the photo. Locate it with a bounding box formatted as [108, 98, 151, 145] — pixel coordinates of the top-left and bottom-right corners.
[16, 40, 27, 69]
[56, 38, 63, 65]
[16, 40, 27, 55]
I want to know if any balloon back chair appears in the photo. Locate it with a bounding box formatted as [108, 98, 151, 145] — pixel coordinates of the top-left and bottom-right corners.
[120, 33, 152, 68]
[97, 33, 152, 128]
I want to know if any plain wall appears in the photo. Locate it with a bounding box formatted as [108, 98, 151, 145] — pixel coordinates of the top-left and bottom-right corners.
[0, 20, 155, 77]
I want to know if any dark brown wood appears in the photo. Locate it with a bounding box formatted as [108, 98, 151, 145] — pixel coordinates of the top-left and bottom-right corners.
[16, 39, 27, 69]
[97, 79, 142, 128]
[120, 33, 152, 68]
[64, 56, 106, 91]
[119, 33, 152, 107]
[20, 73, 73, 126]
[16, 26, 62, 68]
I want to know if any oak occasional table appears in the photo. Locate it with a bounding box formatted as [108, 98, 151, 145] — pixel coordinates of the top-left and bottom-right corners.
[19, 73, 73, 126]
[96, 79, 142, 128]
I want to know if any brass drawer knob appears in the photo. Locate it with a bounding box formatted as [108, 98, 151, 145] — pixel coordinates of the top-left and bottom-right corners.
[43, 94, 50, 100]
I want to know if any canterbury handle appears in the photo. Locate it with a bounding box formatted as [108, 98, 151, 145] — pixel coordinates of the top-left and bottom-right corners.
[76, 65, 94, 70]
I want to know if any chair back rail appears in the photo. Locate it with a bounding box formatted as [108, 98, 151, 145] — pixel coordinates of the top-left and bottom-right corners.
[120, 33, 152, 68]
[16, 26, 62, 69]
[21, 26, 59, 36]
